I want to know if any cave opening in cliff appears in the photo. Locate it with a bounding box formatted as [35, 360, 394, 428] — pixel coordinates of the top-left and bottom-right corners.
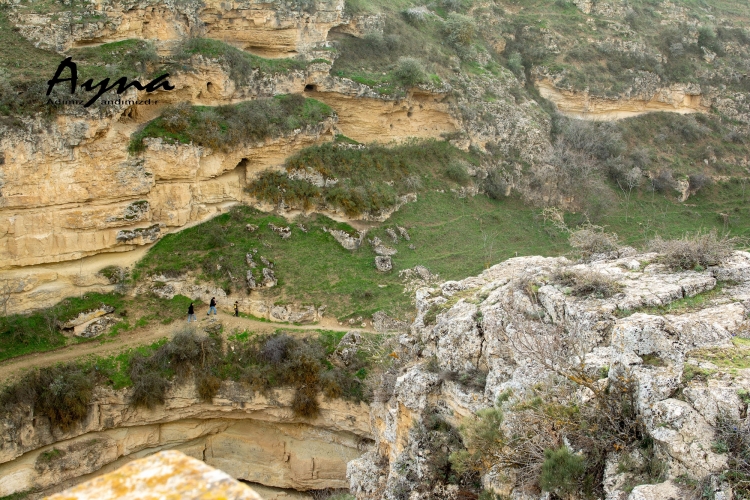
[207, 82, 213, 92]
[304, 84, 317, 92]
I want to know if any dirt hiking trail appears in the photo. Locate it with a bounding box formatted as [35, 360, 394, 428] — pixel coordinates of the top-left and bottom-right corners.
[0, 313, 375, 383]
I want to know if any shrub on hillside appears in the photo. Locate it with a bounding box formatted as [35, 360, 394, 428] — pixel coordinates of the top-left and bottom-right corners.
[539, 447, 586, 496]
[444, 13, 476, 47]
[707, 414, 750, 498]
[129, 368, 169, 409]
[445, 162, 470, 185]
[688, 173, 712, 193]
[0, 364, 94, 431]
[651, 169, 677, 193]
[195, 370, 221, 402]
[648, 229, 738, 270]
[393, 57, 427, 87]
[568, 225, 619, 260]
[402, 7, 428, 25]
[35, 365, 94, 431]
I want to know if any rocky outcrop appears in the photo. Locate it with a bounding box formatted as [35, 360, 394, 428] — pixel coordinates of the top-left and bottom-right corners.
[139, 273, 324, 323]
[46, 450, 264, 500]
[9, 0, 348, 57]
[350, 251, 750, 498]
[0, 383, 372, 498]
[537, 78, 709, 120]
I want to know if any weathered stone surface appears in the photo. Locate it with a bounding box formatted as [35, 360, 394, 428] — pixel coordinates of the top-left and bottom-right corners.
[375, 256, 392, 272]
[646, 399, 727, 477]
[61, 306, 116, 329]
[45, 450, 263, 500]
[626, 480, 687, 500]
[373, 245, 397, 256]
[326, 228, 365, 250]
[357, 251, 750, 498]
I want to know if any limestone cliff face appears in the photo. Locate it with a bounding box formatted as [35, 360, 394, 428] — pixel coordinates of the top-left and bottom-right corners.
[0, 383, 372, 497]
[9, 0, 347, 57]
[349, 250, 750, 499]
[536, 78, 709, 120]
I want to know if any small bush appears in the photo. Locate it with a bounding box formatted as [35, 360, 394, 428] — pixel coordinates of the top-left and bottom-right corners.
[260, 334, 293, 365]
[688, 173, 712, 193]
[129, 367, 169, 409]
[445, 163, 470, 185]
[402, 7, 428, 25]
[444, 13, 476, 48]
[195, 370, 221, 402]
[651, 169, 677, 194]
[710, 414, 750, 498]
[393, 57, 427, 87]
[292, 387, 320, 418]
[649, 229, 738, 270]
[35, 365, 94, 431]
[568, 225, 619, 259]
[539, 447, 586, 496]
[507, 51, 524, 76]
[551, 269, 623, 298]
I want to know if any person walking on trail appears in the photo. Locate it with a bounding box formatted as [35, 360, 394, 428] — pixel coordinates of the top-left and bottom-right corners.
[187, 303, 196, 323]
[208, 297, 217, 316]
[234, 301, 239, 317]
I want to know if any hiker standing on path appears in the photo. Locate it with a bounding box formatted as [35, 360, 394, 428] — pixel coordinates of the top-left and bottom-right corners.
[187, 303, 196, 323]
[234, 301, 239, 317]
[208, 297, 217, 316]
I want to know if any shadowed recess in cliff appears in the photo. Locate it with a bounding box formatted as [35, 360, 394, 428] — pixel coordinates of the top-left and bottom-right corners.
[174, 38, 309, 85]
[128, 94, 334, 153]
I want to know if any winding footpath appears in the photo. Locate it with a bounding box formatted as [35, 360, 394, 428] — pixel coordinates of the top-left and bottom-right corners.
[0, 313, 374, 383]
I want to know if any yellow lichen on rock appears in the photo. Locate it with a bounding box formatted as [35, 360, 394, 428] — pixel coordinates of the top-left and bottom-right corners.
[44, 450, 263, 500]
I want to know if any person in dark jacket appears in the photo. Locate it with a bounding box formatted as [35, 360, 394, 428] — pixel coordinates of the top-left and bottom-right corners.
[208, 297, 217, 315]
[234, 301, 239, 317]
[187, 303, 196, 323]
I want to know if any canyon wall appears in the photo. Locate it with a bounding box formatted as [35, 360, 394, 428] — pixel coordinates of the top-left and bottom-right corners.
[0, 383, 372, 498]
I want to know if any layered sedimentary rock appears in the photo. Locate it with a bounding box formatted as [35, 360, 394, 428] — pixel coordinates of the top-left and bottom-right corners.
[9, 0, 348, 57]
[0, 384, 371, 497]
[537, 79, 709, 120]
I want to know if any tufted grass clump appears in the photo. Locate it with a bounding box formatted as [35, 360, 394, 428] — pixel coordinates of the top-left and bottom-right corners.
[648, 229, 739, 271]
[539, 447, 586, 496]
[568, 225, 619, 260]
[551, 268, 623, 299]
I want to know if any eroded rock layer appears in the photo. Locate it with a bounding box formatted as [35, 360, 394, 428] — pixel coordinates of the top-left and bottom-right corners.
[0, 384, 371, 497]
